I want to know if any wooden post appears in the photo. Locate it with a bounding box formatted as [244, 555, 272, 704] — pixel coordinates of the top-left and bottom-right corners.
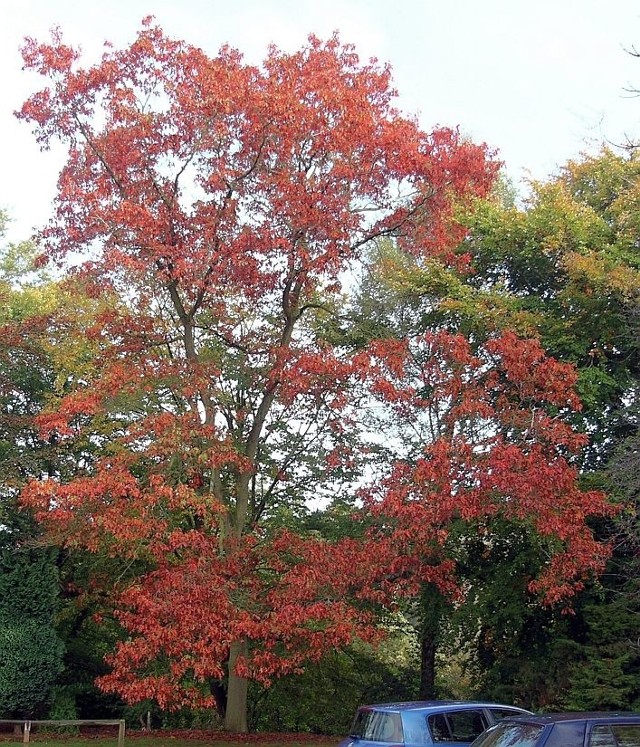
[22, 721, 31, 746]
[118, 719, 125, 747]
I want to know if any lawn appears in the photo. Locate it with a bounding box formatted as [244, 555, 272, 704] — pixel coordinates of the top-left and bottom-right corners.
[0, 732, 340, 747]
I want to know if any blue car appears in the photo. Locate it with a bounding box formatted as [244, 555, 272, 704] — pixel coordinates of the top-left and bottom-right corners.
[338, 701, 532, 747]
[470, 712, 640, 747]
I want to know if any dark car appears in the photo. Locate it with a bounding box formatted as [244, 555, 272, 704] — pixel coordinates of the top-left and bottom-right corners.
[469, 712, 640, 747]
[337, 701, 532, 747]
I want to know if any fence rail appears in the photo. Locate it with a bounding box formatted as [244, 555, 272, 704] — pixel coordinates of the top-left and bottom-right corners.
[0, 719, 125, 747]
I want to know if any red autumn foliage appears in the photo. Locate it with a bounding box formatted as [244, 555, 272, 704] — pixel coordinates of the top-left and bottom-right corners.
[16, 17, 613, 731]
[362, 330, 614, 605]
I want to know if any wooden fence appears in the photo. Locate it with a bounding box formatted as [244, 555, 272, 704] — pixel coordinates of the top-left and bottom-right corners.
[0, 719, 125, 747]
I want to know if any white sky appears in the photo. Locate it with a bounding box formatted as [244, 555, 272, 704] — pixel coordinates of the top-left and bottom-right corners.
[2, 0, 640, 242]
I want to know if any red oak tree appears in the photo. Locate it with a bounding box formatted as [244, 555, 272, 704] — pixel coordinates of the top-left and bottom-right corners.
[359, 328, 616, 696]
[364, 329, 614, 601]
[16, 19, 612, 731]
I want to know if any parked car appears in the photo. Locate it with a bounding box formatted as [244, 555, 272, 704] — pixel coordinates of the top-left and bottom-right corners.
[469, 712, 640, 747]
[338, 701, 532, 747]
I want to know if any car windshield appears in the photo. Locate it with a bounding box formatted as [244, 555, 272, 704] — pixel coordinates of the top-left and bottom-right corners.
[350, 709, 404, 743]
[471, 722, 544, 747]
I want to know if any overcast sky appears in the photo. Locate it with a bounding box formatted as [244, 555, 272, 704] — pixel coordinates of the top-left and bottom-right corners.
[2, 0, 640, 242]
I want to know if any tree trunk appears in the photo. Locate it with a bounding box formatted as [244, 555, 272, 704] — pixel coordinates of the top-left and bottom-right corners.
[418, 583, 447, 699]
[420, 630, 438, 698]
[224, 640, 249, 733]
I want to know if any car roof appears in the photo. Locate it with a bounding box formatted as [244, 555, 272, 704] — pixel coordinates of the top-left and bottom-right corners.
[360, 701, 530, 714]
[500, 712, 640, 725]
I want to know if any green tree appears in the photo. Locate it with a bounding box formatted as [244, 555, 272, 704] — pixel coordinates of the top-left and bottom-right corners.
[0, 213, 65, 718]
[0, 526, 65, 718]
[563, 304, 640, 710]
[452, 150, 640, 707]
[466, 150, 640, 466]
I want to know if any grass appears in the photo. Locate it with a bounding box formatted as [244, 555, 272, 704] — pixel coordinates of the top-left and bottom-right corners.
[0, 733, 340, 747]
[0, 742, 335, 747]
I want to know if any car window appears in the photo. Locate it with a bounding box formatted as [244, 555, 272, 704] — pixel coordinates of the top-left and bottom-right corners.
[350, 710, 404, 743]
[470, 722, 544, 747]
[430, 714, 452, 742]
[591, 726, 617, 747]
[429, 710, 488, 742]
[600, 725, 640, 747]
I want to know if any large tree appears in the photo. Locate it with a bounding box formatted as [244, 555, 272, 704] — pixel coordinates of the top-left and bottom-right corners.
[17, 22, 497, 731]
